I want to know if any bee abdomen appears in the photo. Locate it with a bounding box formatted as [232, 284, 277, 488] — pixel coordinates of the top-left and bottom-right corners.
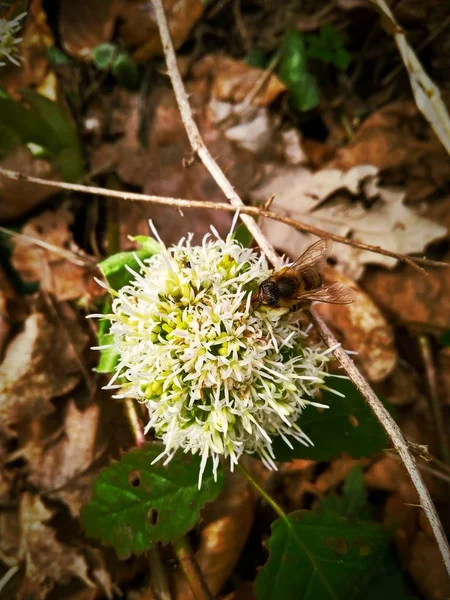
[302, 269, 322, 290]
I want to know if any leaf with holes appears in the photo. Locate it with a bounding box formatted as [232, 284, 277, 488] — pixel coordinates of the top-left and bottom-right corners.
[272, 378, 389, 461]
[81, 444, 224, 556]
[255, 511, 391, 600]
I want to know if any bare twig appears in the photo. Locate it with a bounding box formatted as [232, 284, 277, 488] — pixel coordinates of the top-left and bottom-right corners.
[0, 168, 447, 272]
[152, 0, 450, 575]
[152, 0, 280, 267]
[418, 335, 450, 465]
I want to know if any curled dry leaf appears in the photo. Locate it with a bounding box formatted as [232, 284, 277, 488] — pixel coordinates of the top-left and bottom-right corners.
[255, 163, 447, 279]
[361, 255, 450, 333]
[0, 312, 84, 431]
[315, 267, 397, 382]
[173, 471, 255, 599]
[210, 56, 286, 107]
[59, 0, 121, 60]
[11, 207, 100, 302]
[0, 146, 61, 221]
[17, 493, 95, 599]
[1, 0, 54, 96]
[330, 102, 450, 203]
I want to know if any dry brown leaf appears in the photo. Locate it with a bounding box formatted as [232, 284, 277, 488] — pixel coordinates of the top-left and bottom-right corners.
[0, 146, 60, 221]
[15, 400, 100, 493]
[173, 471, 255, 599]
[254, 164, 447, 279]
[17, 493, 95, 599]
[330, 102, 450, 203]
[11, 207, 100, 302]
[361, 256, 450, 333]
[315, 267, 397, 382]
[211, 56, 286, 107]
[1, 0, 54, 96]
[115, 0, 204, 63]
[0, 312, 84, 431]
[59, 0, 122, 60]
[376, 363, 421, 407]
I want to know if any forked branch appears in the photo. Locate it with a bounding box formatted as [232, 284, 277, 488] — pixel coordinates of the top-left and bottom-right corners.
[151, 0, 450, 575]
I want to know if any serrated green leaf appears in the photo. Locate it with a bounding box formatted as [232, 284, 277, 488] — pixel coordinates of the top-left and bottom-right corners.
[92, 43, 117, 70]
[272, 378, 389, 462]
[81, 444, 224, 556]
[99, 243, 160, 291]
[112, 52, 140, 90]
[255, 511, 390, 600]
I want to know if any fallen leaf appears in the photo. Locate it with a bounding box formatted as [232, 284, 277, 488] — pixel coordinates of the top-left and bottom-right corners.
[376, 363, 421, 407]
[211, 56, 286, 106]
[315, 267, 397, 382]
[330, 102, 450, 203]
[11, 207, 100, 302]
[59, 0, 121, 60]
[15, 400, 100, 493]
[254, 164, 447, 279]
[361, 256, 450, 333]
[0, 312, 84, 431]
[17, 493, 94, 599]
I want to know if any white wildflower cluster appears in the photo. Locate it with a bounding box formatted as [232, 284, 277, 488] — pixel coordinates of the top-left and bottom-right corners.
[101, 229, 335, 486]
[0, 11, 26, 67]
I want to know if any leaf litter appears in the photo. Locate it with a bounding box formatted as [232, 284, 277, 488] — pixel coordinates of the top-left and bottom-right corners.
[0, 0, 450, 598]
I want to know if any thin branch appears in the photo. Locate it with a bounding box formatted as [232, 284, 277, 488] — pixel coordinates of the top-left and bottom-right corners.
[152, 0, 450, 576]
[0, 168, 447, 272]
[309, 310, 450, 575]
[151, 0, 280, 267]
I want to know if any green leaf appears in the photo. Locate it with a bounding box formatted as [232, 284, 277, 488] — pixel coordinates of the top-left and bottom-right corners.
[277, 29, 320, 111]
[0, 123, 21, 158]
[233, 223, 254, 248]
[47, 46, 73, 66]
[99, 241, 160, 291]
[92, 43, 117, 70]
[255, 511, 390, 600]
[95, 300, 119, 374]
[272, 378, 389, 461]
[439, 330, 450, 346]
[318, 465, 374, 521]
[288, 72, 320, 112]
[278, 30, 309, 85]
[81, 444, 224, 556]
[112, 52, 140, 90]
[306, 25, 351, 71]
[0, 91, 84, 181]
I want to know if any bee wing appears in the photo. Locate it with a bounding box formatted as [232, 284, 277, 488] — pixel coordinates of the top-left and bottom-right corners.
[286, 238, 332, 274]
[294, 282, 357, 304]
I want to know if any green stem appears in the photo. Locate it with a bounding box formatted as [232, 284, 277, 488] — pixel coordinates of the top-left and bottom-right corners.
[173, 536, 212, 600]
[237, 462, 288, 521]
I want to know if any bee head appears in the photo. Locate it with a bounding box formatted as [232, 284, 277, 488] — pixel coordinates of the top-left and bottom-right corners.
[257, 279, 280, 307]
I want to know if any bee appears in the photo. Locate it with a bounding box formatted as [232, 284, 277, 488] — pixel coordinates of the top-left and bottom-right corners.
[253, 238, 356, 309]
